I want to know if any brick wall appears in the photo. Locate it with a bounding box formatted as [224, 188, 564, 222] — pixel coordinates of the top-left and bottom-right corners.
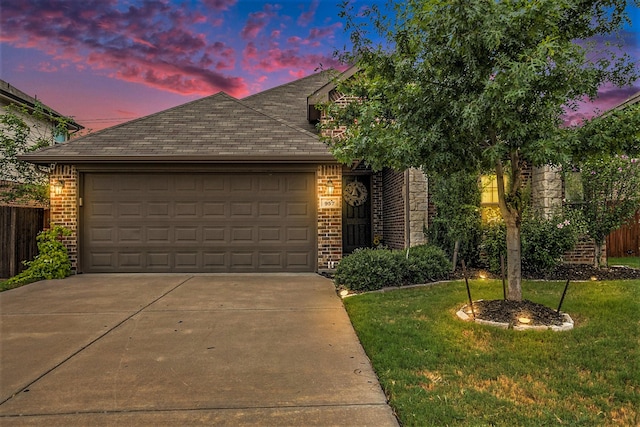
[372, 171, 383, 242]
[382, 168, 405, 249]
[317, 164, 342, 269]
[49, 164, 78, 271]
[563, 237, 606, 266]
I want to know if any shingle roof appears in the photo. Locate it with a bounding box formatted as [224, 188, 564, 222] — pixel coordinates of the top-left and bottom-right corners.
[22, 90, 335, 164]
[243, 71, 333, 133]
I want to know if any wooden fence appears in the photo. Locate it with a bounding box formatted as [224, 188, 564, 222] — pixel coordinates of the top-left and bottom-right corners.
[607, 210, 640, 258]
[1, 206, 46, 279]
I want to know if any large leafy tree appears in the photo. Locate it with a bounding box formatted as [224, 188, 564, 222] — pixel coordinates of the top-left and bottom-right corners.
[321, 0, 639, 300]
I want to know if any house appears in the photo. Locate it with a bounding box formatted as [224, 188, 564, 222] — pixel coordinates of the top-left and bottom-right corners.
[20, 68, 609, 274]
[22, 70, 432, 273]
[1, 78, 84, 207]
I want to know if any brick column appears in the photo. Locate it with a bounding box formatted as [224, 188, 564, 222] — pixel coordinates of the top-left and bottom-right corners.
[317, 165, 342, 269]
[49, 165, 78, 271]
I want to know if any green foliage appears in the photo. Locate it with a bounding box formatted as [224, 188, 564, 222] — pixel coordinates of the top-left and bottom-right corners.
[1, 226, 72, 291]
[482, 211, 583, 274]
[0, 103, 72, 204]
[335, 248, 405, 291]
[405, 244, 452, 284]
[521, 210, 584, 273]
[572, 154, 640, 266]
[427, 171, 482, 266]
[322, 0, 638, 298]
[335, 245, 450, 291]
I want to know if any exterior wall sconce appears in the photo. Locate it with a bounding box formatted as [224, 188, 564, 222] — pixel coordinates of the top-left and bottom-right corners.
[52, 179, 65, 195]
[326, 179, 334, 195]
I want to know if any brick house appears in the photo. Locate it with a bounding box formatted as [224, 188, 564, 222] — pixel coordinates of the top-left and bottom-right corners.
[20, 70, 431, 273]
[21, 68, 606, 273]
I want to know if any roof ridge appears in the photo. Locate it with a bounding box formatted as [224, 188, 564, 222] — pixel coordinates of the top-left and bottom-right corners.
[62, 92, 233, 144]
[242, 69, 332, 101]
[228, 92, 320, 140]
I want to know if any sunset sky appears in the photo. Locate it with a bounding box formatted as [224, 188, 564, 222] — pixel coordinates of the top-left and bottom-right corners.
[1, 0, 638, 131]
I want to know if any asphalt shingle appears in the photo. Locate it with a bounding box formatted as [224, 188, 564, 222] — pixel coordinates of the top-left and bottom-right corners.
[22, 72, 336, 164]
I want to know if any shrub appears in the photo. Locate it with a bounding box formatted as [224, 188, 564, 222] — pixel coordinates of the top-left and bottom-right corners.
[334, 248, 406, 292]
[405, 244, 451, 283]
[1, 226, 72, 291]
[521, 211, 583, 273]
[481, 211, 583, 274]
[335, 245, 450, 292]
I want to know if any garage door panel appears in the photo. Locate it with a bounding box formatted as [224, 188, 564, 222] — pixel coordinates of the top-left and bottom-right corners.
[82, 173, 316, 272]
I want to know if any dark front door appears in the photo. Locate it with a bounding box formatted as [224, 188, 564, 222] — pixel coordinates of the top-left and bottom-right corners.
[342, 175, 371, 254]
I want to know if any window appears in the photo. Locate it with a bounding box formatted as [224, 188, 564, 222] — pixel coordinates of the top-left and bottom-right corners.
[480, 175, 502, 222]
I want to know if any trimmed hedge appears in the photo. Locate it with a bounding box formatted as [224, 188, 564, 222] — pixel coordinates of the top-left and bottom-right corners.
[335, 245, 450, 292]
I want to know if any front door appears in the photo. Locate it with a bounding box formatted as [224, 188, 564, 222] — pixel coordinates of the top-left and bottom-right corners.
[342, 175, 372, 254]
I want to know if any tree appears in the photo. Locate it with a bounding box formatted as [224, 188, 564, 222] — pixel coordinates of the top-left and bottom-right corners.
[575, 154, 640, 267]
[321, 0, 639, 300]
[0, 103, 71, 204]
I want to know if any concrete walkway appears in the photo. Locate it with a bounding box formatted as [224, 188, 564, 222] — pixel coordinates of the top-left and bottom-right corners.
[0, 274, 398, 426]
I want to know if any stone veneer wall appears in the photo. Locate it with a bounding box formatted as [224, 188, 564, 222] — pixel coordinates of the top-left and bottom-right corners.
[531, 165, 563, 218]
[408, 168, 428, 247]
[317, 164, 342, 269]
[382, 168, 405, 249]
[49, 164, 78, 271]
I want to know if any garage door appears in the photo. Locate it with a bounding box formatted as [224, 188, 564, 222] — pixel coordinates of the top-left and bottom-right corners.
[81, 173, 316, 273]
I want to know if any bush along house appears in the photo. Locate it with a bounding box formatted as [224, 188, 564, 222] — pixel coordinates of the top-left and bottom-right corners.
[20, 68, 602, 274]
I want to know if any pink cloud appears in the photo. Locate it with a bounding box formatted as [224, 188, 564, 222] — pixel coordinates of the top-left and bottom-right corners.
[241, 5, 279, 40]
[202, 0, 237, 11]
[289, 69, 306, 79]
[0, 0, 248, 97]
[297, 0, 318, 27]
[243, 45, 344, 75]
[37, 62, 58, 72]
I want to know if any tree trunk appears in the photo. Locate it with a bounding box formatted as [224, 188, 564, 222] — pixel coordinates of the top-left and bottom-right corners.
[451, 239, 460, 273]
[504, 215, 522, 301]
[594, 239, 604, 269]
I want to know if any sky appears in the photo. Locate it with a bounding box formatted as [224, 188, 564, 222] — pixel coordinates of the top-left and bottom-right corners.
[0, 0, 638, 132]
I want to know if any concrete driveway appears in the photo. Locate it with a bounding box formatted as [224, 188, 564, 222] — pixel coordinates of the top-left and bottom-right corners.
[0, 274, 398, 426]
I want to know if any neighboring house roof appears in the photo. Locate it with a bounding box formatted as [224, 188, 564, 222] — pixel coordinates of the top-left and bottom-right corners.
[22, 90, 335, 164]
[242, 71, 333, 133]
[0, 79, 84, 132]
[610, 90, 640, 111]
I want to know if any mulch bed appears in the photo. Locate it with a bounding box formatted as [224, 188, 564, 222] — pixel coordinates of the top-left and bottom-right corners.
[466, 299, 565, 326]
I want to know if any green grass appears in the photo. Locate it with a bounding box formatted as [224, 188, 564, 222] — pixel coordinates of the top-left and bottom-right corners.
[608, 256, 640, 269]
[343, 279, 640, 426]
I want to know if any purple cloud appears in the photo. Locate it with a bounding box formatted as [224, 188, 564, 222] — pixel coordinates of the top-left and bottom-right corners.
[0, 0, 248, 96]
[297, 0, 318, 27]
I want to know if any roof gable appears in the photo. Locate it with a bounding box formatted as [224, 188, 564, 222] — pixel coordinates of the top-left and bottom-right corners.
[22, 92, 334, 164]
[243, 71, 333, 133]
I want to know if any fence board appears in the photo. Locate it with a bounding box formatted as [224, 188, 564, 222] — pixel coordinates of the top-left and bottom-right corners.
[1, 206, 45, 279]
[607, 210, 640, 258]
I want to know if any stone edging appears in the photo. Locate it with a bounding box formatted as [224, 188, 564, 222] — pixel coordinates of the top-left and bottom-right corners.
[456, 306, 574, 331]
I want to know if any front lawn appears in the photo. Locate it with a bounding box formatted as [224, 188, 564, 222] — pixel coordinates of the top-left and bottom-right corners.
[608, 256, 640, 269]
[344, 279, 640, 426]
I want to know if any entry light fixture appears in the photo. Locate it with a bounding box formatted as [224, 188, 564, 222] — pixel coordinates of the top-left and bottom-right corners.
[326, 179, 335, 195]
[52, 180, 65, 195]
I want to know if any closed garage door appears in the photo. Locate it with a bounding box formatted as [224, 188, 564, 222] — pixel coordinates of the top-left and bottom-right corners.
[81, 173, 316, 273]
